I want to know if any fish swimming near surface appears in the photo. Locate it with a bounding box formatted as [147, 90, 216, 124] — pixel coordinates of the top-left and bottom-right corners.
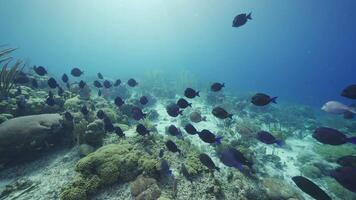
[184, 123, 198, 135]
[337, 155, 356, 168]
[166, 103, 183, 117]
[198, 129, 223, 144]
[251, 93, 277, 106]
[97, 72, 103, 79]
[199, 153, 220, 172]
[219, 148, 252, 171]
[61, 73, 69, 83]
[136, 124, 150, 136]
[127, 78, 138, 87]
[189, 111, 206, 123]
[93, 80, 103, 88]
[211, 82, 224, 92]
[313, 127, 356, 145]
[103, 80, 112, 88]
[292, 176, 331, 200]
[33, 66, 47, 76]
[177, 98, 192, 109]
[232, 13, 252, 28]
[131, 107, 146, 120]
[257, 131, 283, 146]
[114, 96, 124, 107]
[321, 101, 356, 115]
[165, 140, 181, 154]
[331, 166, 356, 193]
[184, 88, 199, 99]
[140, 96, 148, 105]
[341, 84, 356, 99]
[212, 107, 233, 119]
[47, 77, 58, 88]
[71, 67, 83, 77]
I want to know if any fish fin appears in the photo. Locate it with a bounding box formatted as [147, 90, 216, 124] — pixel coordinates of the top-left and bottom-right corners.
[222, 83, 225, 88]
[228, 114, 233, 119]
[247, 13, 252, 20]
[196, 91, 200, 97]
[276, 140, 284, 146]
[234, 162, 244, 171]
[347, 137, 356, 144]
[179, 110, 183, 115]
[188, 103, 192, 107]
[215, 136, 223, 144]
[270, 96, 278, 104]
[215, 167, 220, 172]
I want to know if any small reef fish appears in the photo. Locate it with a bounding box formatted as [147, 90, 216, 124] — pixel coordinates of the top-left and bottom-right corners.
[232, 13, 252, 28]
[127, 78, 138, 87]
[93, 80, 103, 88]
[47, 77, 58, 88]
[321, 101, 356, 114]
[219, 148, 253, 171]
[184, 123, 198, 135]
[98, 90, 102, 96]
[198, 129, 222, 144]
[165, 140, 181, 154]
[337, 155, 356, 168]
[177, 98, 191, 109]
[184, 88, 199, 99]
[33, 66, 47, 76]
[131, 107, 146, 120]
[199, 153, 220, 172]
[71, 67, 83, 77]
[114, 96, 124, 107]
[79, 80, 86, 89]
[331, 166, 356, 192]
[211, 82, 224, 92]
[61, 73, 69, 83]
[81, 105, 89, 116]
[114, 126, 125, 137]
[166, 103, 183, 117]
[212, 107, 232, 119]
[251, 93, 277, 106]
[139, 96, 148, 105]
[96, 110, 106, 119]
[114, 79, 121, 87]
[103, 80, 112, 88]
[64, 111, 73, 121]
[136, 124, 150, 136]
[15, 72, 30, 84]
[341, 84, 356, 99]
[292, 176, 331, 200]
[313, 127, 356, 145]
[167, 125, 182, 138]
[103, 117, 114, 132]
[159, 149, 164, 158]
[257, 131, 283, 146]
[97, 72, 103, 79]
[160, 159, 172, 176]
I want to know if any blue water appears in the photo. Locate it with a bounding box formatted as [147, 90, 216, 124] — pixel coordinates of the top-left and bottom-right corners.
[1, 0, 356, 106]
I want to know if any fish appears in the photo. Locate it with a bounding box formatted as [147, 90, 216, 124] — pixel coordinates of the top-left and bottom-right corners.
[313, 127, 356, 145]
[81, 105, 89, 116]
[61, 73, 69, 83]
[57, 87, 64, 96]
[127, 78, 138, 87]
[16, 96, 26, 110]
[321, 101, 356, 115]
[98, 90, 102, 96]
[79, 80, 86, 89]
[341, 84, 356, 99]
[257, 131, 283, 146]
[232, 13, 252, 28]
[168, 125, 182, 137]
[46, 96, 55, 106]
[219, 148, 253, 170]
[64, 111, 73, 121]
[166, 103, 183, 117]
[103, 80, 112, 88]
[184, 88, 199, 99]
[343, 110, 355, 119]
[114, 79, 121, 87]
[114, 96, 124, 107]
[31, 79, 38, 88]
[136, 124, 150, 136]
[47, 77, 58, 88]
[292, 176, 331, 200]
[160, 159, 173, 176]
[140, 96, 148, 105]
[181, 164, 193, 182]
[198, 129, 223, 144]
[114, 126, 125, 137]
[337, 155, 356, 168]
[103, 117, 114, 132]
[177, 98, 192, 109]
[189, 112, 206, 123]
[93, 80, 103, 88]
[211, 82, 224, 92]
[212, 107, 232, 119]
[199, 153, 220, 171]
[97, 72, 103, 79]
[159, 149, 164, 158]
[71, 67, 83, 77]
[331, 167, 356, 192]
[251, 93, 277, 106]
[184, 123, 198, 135]
[15, 72, 30, 84]
[165, 140, 181, 154]
[33, 66, 47, 76]
[131, 107, 146, 120]
[96, 110, 106, 119]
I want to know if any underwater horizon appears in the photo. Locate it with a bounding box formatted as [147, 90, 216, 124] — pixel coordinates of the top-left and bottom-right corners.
[0, 1, 355, 200]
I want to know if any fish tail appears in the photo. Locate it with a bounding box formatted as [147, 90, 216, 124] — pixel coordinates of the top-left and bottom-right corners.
[276, 140, 284, 146]
[215, 167, 220, 172]
[196, 91, 200, 97]
[179, 110, 183, 115]
[188, 103, 192, 107]
[247, 13, 252, 20]
[222, 83, 225, 87]
[215, 136, 223, 144]
[347, 137, 356, 144]
[270, 96, 278, 104]
[228, 114, 233, 119]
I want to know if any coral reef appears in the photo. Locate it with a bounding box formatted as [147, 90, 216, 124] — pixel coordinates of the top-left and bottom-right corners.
[130, 175, 161, 200]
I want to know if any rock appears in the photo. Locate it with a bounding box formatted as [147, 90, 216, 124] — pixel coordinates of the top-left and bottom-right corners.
[130, 175, 161, 200]
[83, 120, 104, 147]
[78, 144, 95, 157]
[262, 178, 304, 200]
[0, 114, 64, 165]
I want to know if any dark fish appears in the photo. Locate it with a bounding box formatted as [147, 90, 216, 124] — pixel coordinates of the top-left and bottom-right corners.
[114, 96, 124, 107]
[184, 123, 197, 135]
[331, 167, 356, 192]
[103, 117, 114, 132]
[160, 159, 172, 176]
[211, 82, 224, 92]
[199, 153, 220, 171]
[181, 164, 192, 182]
[47, 77, 58, 88]
[219, 148, 252, 171]
[198, 129, 223, 144]
[127, 78, 138, 87]
[16, 96, 26, 110]
[251, 93, 277, 106]
[96, 110, 106, 119]
[232, 13, 252, 28]
[184, 88, 199, 99]
[257, 131, 283, 146]
[165, 140, 181, 154]
[64, 112, 73, 121]
[98, 90, 102, 96]
[81, 105, 89, 116]
[136, 124, 149, 136]
[103, 80, 112, 88]
[61, 73, 69, 83]
[177, 98, 191, 109]
[343, 111, 354, 119]
[313, 127, 356, 145]
[292, 176, 331, 200]
[97, 72, 103, 79]
[212, 107, 232, 119]
[166, 103, 183, 117]
[341, 84, 356, 99]
[15, 72, 30, 84]
[168, 125, 182, 137]
[57, 87, 64, 96]
[79, 80, 86, 89]
[139, 96, 148, 105]
[48, 91, 54, 97]
[114, 79, 121, 87]
[71, 67, 83, 77]
[131, 107, 146, 120]
[46, 96, 55, 106]
[114, 126, 125, 137]
[337, 155, 356, 168]
[31, 79, 38, 88]
[33, 66, 47, 76]
[93, 80, 103, 88]
[159, 149, 164, 158]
